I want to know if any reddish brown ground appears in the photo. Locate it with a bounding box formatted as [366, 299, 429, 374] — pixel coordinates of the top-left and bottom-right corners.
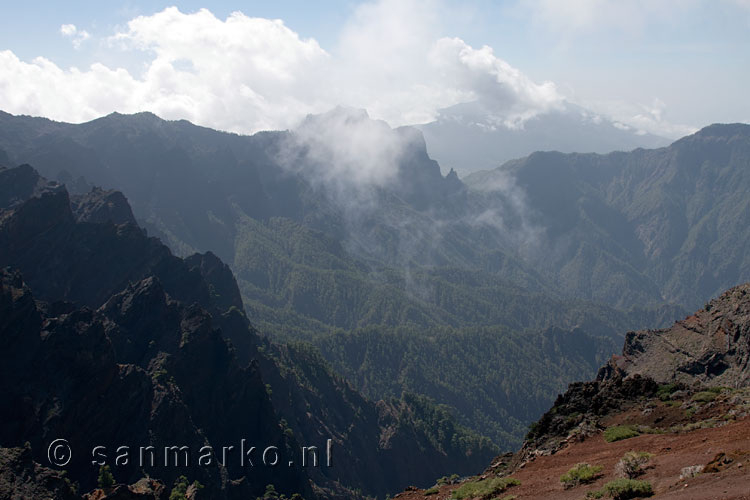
[396, 417, 750, 500]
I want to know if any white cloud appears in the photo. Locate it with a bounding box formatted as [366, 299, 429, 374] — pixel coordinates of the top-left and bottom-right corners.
[519, 0, 698, 42]
[60, 23, 90, 49]
[581, 97, 697, 138]
[0, 3, 566, 134]
[429, 37, 563, 128]
[0, 1, 688, 138]
[283, 106, 410, 192]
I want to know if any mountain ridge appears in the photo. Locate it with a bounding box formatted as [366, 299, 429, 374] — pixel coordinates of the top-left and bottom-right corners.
[0, 164, 497, 499]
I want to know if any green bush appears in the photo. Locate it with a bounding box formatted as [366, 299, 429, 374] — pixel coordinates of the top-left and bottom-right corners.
[97, 465, 115, 489]
[169, 476, 190, 500]
[604, 425, 640, 443]
[615, 451, 653, 479]
[656, 383, 678, 401]
[602, 479, 653, 499]
[692, 391, 717, 403]
[451, 477, 520, 499]
[424, 486, 439, 495]
[560, 463, 604, 488]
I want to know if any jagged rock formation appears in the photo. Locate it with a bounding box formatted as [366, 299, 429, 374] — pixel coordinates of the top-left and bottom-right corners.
[71, 187, 138, 225]
[0, 165, 496, 499]
[0, 445, 80, 500]
[603, 283, 750, 388]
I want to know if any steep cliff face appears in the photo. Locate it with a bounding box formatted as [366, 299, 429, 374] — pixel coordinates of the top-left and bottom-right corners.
[0, 266, 309, 499]
[603, 283, 750, 388]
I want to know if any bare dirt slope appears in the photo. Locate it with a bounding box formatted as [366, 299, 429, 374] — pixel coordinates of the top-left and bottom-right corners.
[395, 416, 750, 499]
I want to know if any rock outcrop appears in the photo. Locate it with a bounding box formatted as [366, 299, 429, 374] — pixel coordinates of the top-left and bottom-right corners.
[0, 164, 496, 499]
[602, 283, 750, 388]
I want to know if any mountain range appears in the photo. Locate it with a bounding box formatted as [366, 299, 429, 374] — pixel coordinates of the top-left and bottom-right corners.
[1, 108, 750, 498]
[417, 99, 671, 175]
[0, 164, 495, 499]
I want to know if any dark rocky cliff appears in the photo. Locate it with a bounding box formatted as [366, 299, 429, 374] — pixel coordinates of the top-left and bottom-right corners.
[0, 164, 496, 499]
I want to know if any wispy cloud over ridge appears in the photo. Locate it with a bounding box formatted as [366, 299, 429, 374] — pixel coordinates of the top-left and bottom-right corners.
[0, 0, 706, 137]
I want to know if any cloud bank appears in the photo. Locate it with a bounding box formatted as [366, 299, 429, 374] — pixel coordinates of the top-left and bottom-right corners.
[0, 1, 570, 135]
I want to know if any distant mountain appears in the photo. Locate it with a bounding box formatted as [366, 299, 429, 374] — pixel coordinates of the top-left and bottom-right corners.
[7, 110, 750, 455]
[417, 100, 670, 175]
[465, 123, 750, 310]
[0, 109, 688, 451]
[0, 165, 497, 499]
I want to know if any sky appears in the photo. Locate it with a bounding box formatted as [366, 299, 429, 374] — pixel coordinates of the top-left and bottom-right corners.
[0, 0, 748, 138]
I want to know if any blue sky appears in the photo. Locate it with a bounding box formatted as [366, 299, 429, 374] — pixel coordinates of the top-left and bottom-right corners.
[1, 0, 748, 137]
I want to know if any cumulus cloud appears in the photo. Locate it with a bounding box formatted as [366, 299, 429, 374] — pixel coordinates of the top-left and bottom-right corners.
[580, 98, 697, 138]
[289, 107, 410, 189]
[0, 1, 568, 135]
[60, 23, 90, 49]
[429, 38, 563, 128]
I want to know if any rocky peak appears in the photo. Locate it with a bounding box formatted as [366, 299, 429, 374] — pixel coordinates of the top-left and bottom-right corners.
[0, 163, 66, 211]
[71, 187, 137, 225]
[604, 282, 750, 388]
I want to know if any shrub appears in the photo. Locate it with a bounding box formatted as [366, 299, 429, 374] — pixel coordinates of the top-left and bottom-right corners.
[424, 486, 439, 495]
[560, 463, 604, 488]
[437, 474, 460, 485]
[692, 391, 717, 403]
[614, 451, 653, 479]
[604, 425, 640, 443]
[656, 383, 679, 401]
[97, 465, 115, 489]
[451, 477, 520, 499]
[169, 476, 190, 500]
[602, 479, 653, 499]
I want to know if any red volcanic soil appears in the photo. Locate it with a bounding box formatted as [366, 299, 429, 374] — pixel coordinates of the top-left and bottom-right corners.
[396, 417, 750, 500]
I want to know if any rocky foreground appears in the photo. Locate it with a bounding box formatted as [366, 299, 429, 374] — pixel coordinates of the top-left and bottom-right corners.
[394, 285, 750, 499]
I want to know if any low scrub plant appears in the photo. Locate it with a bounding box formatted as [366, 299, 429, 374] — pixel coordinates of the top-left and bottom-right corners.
[614, 451, 653, 479]
[560, 463, 604, 488]
[586, 479, 653, 500]
[604, 425, 640, 443]
[692, 391, 717, 403]
[451, 477, 520, 499]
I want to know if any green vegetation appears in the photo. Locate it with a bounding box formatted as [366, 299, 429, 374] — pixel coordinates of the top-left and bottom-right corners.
[424, 486, 439, 495]
[604, 425, 640, 443]
[232, 214, 679, 449]
[169, 476, 203, 500]
[691, 391, 717, 403]
[451, 477, 520, 499]
[256, 484, 303, 500]
[560, 463, 604, 488]
[436, 474, 460, 485]
[656, 383, 679, 401]
[615, 452, 653, 479]
[587, 479, 653, 499]
[97, 465, 114, 489]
